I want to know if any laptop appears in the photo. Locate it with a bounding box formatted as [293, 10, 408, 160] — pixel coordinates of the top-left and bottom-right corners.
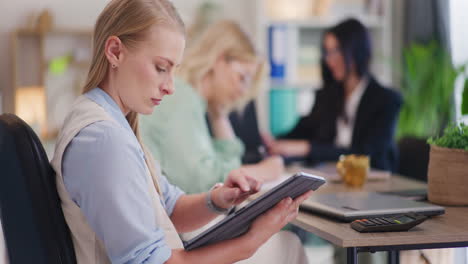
[301, 192, 445, 222]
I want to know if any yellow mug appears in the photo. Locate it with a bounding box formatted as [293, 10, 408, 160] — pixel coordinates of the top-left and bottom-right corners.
[336, 155, 370, 187]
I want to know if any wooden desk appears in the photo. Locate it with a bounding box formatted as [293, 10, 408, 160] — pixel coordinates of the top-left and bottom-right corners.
[288, 172, 468, 264]
[291, 167, 426, 194]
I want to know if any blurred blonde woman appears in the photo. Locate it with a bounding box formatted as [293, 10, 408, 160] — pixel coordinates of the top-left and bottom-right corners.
[141, 20, 285, 194]
[52, 1, 310, 263]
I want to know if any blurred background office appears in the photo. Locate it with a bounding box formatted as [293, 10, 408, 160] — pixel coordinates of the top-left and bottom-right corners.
[1, 0, 468, 263]
[2, 0, 468, 163]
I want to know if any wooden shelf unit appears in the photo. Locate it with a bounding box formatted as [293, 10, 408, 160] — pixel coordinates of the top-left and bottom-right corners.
[12, 28, 93, 139]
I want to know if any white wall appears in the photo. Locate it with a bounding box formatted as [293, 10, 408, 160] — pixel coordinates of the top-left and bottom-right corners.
[450, 0, 468, 67]
[449, 0, 468, 124]
[175, 0, 256, 33]
[0, 0, 255, 113]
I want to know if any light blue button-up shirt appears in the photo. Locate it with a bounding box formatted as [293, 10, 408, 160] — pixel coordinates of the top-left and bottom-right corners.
[62, 88, 184, 264]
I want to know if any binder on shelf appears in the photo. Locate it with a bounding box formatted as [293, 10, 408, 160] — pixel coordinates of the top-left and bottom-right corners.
[268, 23, 301, 86]
[268, 24, 287, 80]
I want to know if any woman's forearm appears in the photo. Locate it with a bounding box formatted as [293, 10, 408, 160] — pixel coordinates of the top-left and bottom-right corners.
[170, 193, 220, 233]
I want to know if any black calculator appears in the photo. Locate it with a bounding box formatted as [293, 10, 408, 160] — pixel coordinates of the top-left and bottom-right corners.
[350, 213, 429, 233]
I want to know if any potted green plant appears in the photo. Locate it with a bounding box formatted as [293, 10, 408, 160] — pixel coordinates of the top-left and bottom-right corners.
[427, 123, 468, 205]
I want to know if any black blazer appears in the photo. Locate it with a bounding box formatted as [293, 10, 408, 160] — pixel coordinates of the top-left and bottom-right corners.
[282, 77, 403, 172]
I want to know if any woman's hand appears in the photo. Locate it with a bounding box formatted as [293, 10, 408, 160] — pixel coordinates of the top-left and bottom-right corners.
[260, 132, 276, 152]
[262, 133, 311, 157]
[211, 168, 262, 209]
[207, 102, 229, 121]
[207, 103, 236, 140]
[245, 190, 314, 246]
[271, 140, 311, 157]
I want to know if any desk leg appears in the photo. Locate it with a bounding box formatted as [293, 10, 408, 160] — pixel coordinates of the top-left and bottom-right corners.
[388, 250, 400, 264]
[347, 247, 358, 264]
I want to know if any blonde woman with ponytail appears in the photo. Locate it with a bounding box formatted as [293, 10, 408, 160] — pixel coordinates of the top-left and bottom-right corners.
[51, 1, 310, 263]
[141, 20, 285, 195]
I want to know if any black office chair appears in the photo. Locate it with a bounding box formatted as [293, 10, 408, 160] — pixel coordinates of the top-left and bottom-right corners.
[0, 114, 76, 264]
[397, 137, 430, 182]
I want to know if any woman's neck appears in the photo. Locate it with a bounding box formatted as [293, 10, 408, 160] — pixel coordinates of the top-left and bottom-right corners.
[99, 79, 130, 115]
[344, 72, 362, 100]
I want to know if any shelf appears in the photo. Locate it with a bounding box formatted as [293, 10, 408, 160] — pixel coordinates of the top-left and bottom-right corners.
[265, 15, 384, 29]
[269, 80, 322, 90]
[16, 28, 92, 36]
[12, 27, 93, 140]
[70, 61, 91, 69]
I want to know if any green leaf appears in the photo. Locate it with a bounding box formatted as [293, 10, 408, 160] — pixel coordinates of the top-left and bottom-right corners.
[428, 123, 468, 150]
[397, 41, 458, 139]
[462, 79, 468, 115]
[49, 54, 72, 75]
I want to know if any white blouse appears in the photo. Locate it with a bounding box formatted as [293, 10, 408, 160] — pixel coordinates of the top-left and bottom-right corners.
[0, 219, 8, 264]
[335, 77, 369, 148]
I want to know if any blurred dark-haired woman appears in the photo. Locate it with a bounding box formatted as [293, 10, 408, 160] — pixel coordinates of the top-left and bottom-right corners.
[263, 18, 402, 172]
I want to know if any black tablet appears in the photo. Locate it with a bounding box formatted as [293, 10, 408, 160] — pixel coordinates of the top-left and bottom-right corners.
[183, 172, 326, 250]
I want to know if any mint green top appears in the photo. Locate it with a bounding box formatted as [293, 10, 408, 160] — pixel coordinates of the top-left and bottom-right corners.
[140, 79, 244, 194]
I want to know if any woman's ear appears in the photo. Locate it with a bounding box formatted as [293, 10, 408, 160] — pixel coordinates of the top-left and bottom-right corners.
[104, 36, 124, 68]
